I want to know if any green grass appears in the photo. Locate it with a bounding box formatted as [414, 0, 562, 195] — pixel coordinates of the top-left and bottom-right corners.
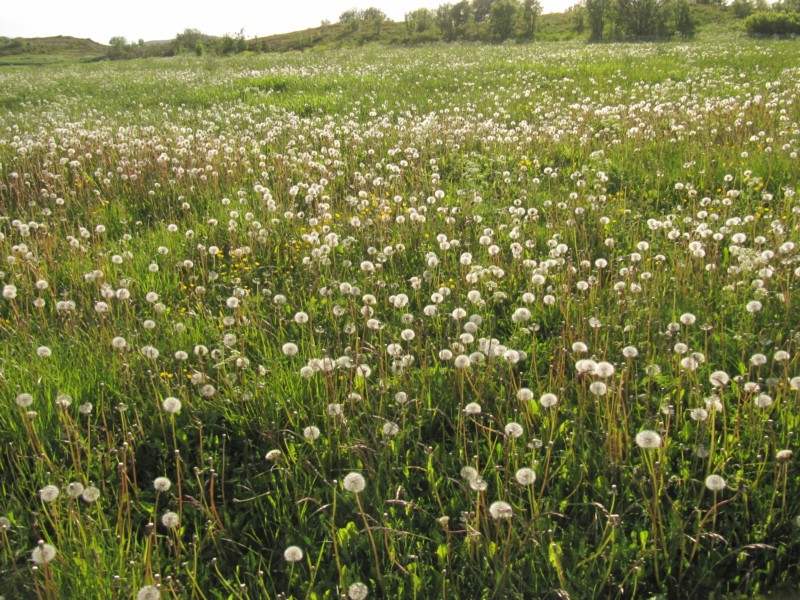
[0, 31, 799, 600]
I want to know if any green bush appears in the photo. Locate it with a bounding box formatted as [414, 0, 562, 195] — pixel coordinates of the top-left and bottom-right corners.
[745, 11, 800, 34]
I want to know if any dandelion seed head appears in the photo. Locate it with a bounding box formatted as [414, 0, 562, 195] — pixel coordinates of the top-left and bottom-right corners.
[469, 477, 488, 492]
[39, 485, 59, 502]
[66, 482, 84, 499]
[348, 582, 369, 600]
[705, 474, 727, 492]
[589, 381, 607, 396]
[515, 468, 536, 485]
[284, 545, 303, 563]
[303, 426, 321, 441]
[140, 346, 159, 360]
[746, 300, 762, 313]
[622, 346, 638, 358]
[81, 486, 100, 503]
[461, 466, 478, 481]
[594, 362, 615, 378]
[343, 472, 366, 493]
[454, 354, 471, 369]
[464, 402, 481, 415]
[774, 350, 790, 362]
[282, 342, 299, 356]
[489, 500, 513, 520]
[31, 543, 56, 565]
[540, 393, 558, 408]
[55, 394, 72, 408]
[162, 397, 182, 414]
[709, 371, 729, 387]
[153, 477, 172, 493]
[755, 394, 773, 409]
[136, 585, 161, 600]
[504, 422, 524, 438]
[512, 308, 531, 323]
[161, 511, 180, 528]
[517, 388, 534, 402]
[16, 393, 33, 408]
[635, 430, 662, 449]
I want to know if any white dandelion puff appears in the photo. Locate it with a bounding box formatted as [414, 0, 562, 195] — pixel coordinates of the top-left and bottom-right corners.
[162, 397, 182, 414]
[489, 501, 513, 520]
[153, 477, 172, 493]
[343, 472, 366, 493]
[705, 474, 727, 492]
[283, 545, 303, 563]
[39, 485, 60, 502]
[348, 582, 369, 600]
[515, 468, 536, 486]
[635, 430, 662, 449]
[31, 543, 57, 565]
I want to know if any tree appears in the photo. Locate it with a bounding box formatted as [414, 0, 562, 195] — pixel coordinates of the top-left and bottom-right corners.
[490, 0, 520, 40]
[339, 8, 361, 23]
[362, 7, 387, 20]
[619, 0, 668, 39]
[585, 0, 608, 40]
[363, 7, 387, 35]
[405, 8, 435, 33]
[436, 3, 457, 40]
[675, 0, 696, 35]
[108, 36, 128, 59]
[452, 1, 474, 26]
[567, 3, 587, 33]
[473, 0, 498, 22]
[732, 0, 755, 18]
[174, 29, 205, 54]
[218, 34, 236, 55]
[775, 0, 800, 11]
[518, 0, 542, 39]
[234, 29, 247, 53]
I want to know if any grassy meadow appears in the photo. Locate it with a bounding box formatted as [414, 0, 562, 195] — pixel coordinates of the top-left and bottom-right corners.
[1, 32, 800, 599]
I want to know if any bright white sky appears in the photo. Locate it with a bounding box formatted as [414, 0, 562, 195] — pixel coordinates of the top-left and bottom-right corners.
[2, 0, 577, 44]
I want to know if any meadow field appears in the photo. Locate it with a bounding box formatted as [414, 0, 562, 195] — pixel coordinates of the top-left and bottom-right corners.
[1, 32, 800, 599]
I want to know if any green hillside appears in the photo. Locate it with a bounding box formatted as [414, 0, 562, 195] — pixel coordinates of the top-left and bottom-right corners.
[0, 35, 107, 65]
[0, 3, 740, 65]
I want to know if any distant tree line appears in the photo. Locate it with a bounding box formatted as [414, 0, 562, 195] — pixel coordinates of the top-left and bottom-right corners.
[107, 28, 250, 60]
[403, 0, 544, 43]
[743, 0, 800, 34]
[103, 0, 788, 61]
[577, 0, 700, 40]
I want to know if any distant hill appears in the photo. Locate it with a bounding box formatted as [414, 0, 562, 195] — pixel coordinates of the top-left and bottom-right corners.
[250, 12, 580, 53]
[0, 4, 738, 66]
[0, 35, 106, 64]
